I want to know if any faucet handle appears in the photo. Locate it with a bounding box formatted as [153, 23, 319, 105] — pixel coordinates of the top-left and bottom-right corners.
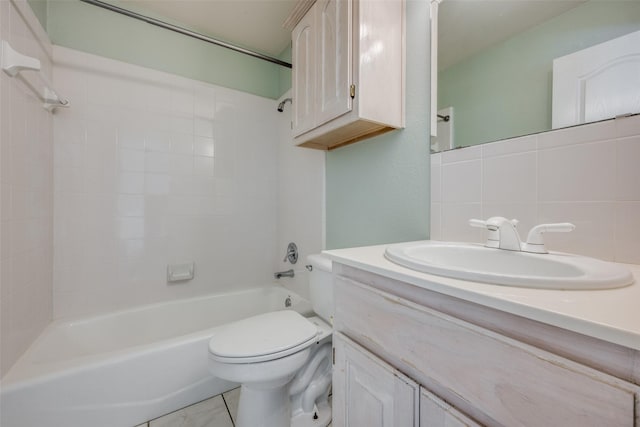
[469, 219, 497, 247]
[469, 217, 519, 249]
[469, 217, 518, 229]
[523, 222, 576, 254]
[283, 242, 298, 264]
[469, 218, 488, 228]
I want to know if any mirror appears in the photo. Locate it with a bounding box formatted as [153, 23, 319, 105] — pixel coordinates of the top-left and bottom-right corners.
[431, 0, 640, 152]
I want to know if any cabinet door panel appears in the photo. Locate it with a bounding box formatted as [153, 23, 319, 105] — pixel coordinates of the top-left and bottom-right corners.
[420, 388, 481, 427]
[333, 333, 417, 427]
[356, 0, 404, 126]
[292, 7, 316, 136]
[316, 0, 351, 126]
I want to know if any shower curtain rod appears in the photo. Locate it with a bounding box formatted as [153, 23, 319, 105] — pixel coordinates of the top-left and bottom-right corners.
[79, 0, 293, 69]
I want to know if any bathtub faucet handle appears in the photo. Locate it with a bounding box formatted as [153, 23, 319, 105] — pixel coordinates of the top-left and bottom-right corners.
[283, 242, 298, 264]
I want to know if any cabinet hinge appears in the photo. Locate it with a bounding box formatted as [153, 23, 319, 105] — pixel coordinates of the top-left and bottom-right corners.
[332, 346, 336, 365]
[350, 84, 356, 99]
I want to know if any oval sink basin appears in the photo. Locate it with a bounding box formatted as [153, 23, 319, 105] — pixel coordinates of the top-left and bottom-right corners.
[384, 241, 634, 290]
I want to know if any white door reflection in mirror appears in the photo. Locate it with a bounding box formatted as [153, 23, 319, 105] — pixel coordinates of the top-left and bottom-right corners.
[431, 107, 453, 152]
[553, 30, 640, 129]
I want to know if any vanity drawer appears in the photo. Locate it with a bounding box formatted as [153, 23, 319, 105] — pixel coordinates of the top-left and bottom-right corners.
[334, 276, 639, 427]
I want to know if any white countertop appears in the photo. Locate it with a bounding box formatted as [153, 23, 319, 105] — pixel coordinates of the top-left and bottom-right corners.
[324, 243, 640, 351]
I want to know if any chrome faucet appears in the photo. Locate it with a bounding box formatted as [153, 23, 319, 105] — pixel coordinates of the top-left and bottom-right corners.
[274, 269, 295, 279]
[282, 242, 298, 264]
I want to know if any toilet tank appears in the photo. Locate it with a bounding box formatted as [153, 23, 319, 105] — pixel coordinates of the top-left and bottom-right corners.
[307, 254, 333, 324]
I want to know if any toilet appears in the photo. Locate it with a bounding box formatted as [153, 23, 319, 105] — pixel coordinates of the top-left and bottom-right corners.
[208, 254, 333, 427]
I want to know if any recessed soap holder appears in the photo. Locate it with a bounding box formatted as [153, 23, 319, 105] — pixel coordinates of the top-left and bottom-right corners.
[167, 262, 195, 283]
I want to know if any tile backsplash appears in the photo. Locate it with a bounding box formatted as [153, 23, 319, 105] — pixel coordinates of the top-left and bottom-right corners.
[431, 116, 640, 264]
[52, 46, 282, 318]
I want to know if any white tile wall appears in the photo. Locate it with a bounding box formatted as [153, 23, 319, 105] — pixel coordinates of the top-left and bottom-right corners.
[431, 115, 640, 264]
[2, 0, 325, 379]
[273, 91, 325, 299]
[616, 136, 640, 201]
[482, 152, 537, 203]
[0, 0, 54, 376]
[538, 141, 616, 202]
[441, 159, 481, 203]
[430, 156, 442, 241]
[52, 47, 282, 318]
[615, 202, 640, 265]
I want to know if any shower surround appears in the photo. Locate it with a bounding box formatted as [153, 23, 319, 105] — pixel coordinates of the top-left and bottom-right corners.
[1, 0, 324, 376]
[51, 46, 283, 319]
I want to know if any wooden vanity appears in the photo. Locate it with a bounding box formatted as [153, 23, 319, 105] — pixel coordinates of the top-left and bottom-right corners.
[327, 247, 640, 427]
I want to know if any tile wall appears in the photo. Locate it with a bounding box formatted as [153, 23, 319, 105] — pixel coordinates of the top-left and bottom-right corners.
[1, 30, 325, 376]
[0, 0, 54, 376]
[274, 91, 325, 299]
[52, 46, 282, 318]
[431, 115, 640, 264]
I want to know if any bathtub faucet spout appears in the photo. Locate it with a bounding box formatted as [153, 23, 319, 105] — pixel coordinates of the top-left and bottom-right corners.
[274, 269, 295, 279]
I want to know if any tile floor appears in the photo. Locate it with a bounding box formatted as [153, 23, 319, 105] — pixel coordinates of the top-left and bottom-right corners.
[135, 387, 332, 427]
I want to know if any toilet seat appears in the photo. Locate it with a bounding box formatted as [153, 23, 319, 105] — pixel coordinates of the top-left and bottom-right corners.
[209, 311, 319, 364]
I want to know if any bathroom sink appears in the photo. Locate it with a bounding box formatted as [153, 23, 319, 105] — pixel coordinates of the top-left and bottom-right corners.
[384, 241, 634, 290]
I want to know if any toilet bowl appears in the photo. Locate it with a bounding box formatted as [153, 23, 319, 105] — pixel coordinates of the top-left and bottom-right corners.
[208, 254, 333, 427]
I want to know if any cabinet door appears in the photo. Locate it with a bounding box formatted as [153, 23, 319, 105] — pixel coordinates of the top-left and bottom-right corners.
[315, 0, 352, 127]
[333, 333, 418, 427]
[420, 388, 481, 427]
[292, 6, 316, 136]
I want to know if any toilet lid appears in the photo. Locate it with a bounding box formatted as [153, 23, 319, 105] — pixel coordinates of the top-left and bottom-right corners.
[208, 311, 318, 363]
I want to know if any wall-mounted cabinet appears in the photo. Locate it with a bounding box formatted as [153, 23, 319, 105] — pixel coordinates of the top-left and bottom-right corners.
[290, 0, 405, 150]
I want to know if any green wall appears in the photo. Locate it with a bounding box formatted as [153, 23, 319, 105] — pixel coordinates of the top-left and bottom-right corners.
[27, 0, 48, 29]
[439, 1, 640, 148]
[46, 0, 286, 99]
[325, 0, 431, 249]
[278, 45, 292, 96]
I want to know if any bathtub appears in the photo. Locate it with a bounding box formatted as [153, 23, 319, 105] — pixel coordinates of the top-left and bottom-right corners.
[0, 285, 312, 427]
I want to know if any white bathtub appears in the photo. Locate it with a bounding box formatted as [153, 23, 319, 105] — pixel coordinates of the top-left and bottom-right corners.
[0, 285, 312, 427]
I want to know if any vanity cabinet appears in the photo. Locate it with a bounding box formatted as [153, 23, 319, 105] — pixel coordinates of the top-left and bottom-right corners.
[420, 388, 481, 427]
[290, 0, 404, 150]
[331, 264, 640, 427]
